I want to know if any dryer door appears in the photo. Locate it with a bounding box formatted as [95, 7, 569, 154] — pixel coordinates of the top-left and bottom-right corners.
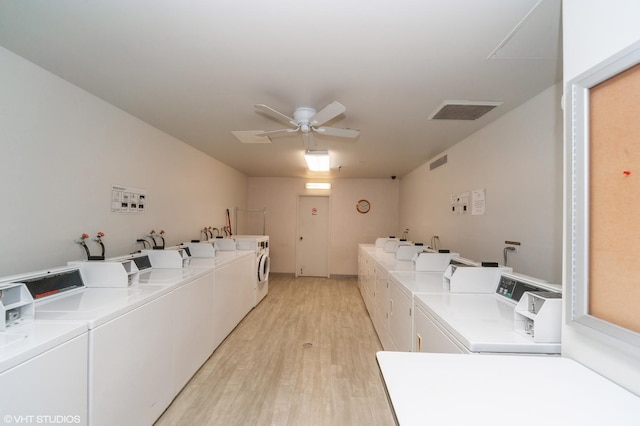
[258, 252, 270, 283]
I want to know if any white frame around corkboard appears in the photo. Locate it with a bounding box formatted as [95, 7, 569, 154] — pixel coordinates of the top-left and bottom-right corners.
[567, 39, 640, 348]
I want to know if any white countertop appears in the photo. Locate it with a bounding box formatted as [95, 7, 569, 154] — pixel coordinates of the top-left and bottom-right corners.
[376, 351, 640, 426]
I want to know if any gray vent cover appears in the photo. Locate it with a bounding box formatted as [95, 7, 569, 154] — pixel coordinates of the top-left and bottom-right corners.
[430, 155, 447, 170]
[429, 101, 502, 120]
[231, 130, 272, 143]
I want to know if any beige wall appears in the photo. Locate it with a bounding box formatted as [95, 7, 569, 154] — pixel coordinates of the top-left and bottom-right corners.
[0, 47, 247, 276]
[247, 178, 399, 275]
[400, 83, 563, 283]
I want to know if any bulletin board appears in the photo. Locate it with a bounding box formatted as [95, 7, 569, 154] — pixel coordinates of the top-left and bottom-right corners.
[588, 63, 640, 333]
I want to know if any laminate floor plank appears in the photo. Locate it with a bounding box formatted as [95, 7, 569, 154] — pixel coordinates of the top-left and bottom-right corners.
[155, 274, 395, 426]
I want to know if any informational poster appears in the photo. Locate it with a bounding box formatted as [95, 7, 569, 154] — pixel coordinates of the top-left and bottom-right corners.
[451, 192, 470, 214]
[112, 185, 146, 214]
[471, 189, 486, 215]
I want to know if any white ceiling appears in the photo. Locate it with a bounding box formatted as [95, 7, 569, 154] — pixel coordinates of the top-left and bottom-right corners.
[0, 0, 562, 179]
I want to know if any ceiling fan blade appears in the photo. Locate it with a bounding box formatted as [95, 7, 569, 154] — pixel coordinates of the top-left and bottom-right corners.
[255, 104, 297, 126]
[255, 128, 298, 138]
[314, 126, 360, 138]
[309, 101, 346, 127]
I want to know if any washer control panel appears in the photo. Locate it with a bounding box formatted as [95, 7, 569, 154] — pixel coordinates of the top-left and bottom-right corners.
[496, 276, 541, 302]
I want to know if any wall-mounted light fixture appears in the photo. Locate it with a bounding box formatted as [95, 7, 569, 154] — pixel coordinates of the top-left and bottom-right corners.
[304, 150, 330, 171]
[305, 182, 331, 190]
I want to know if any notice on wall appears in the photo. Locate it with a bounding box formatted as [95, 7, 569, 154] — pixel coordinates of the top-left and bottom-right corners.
[471, 189, 486, 215]
[112, 185, 146, 214]
[451, 192, 470, 214]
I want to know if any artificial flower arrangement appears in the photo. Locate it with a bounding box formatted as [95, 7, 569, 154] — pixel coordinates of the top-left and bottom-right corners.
[76, 232, 106, 261]
[149, 229, 166, 249]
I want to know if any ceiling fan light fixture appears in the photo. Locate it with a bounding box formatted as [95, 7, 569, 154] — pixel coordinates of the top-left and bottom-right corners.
[253, 101, 359, 141]
[304, 150, 330, 171]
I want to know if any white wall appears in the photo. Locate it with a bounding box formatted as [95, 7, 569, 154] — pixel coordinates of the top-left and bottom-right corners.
[400, 83, 563, 283]
[247, 178, 399, 275]
[0, 47, 247, 276]
[562, 0, 640, 395]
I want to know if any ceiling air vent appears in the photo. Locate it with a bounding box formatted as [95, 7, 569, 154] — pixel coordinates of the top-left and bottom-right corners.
[430, 155, 447, 171]
[429, 101, 503, 120]
[231, 130, 272, 143]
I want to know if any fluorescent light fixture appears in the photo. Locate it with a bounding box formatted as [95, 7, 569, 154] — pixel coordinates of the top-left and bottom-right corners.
[305, 182, 331, 190]
[304, 150, 330, 171]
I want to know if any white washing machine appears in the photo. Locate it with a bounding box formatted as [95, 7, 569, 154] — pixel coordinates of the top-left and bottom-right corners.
[413, 272, 562, 355]
[22, 266, 177, 426]
[182, 249, 256, 350]
[234, 235, 270, 306]
[0, 282, 88, 424]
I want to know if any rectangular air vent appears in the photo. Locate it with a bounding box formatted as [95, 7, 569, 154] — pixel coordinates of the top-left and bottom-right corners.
[430, 155, 447, 170]
[429, 101, 502, 120]
[231, 130, 272, 143]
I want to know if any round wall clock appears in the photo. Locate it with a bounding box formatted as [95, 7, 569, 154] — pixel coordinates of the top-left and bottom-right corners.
[356, 199, 371, 214]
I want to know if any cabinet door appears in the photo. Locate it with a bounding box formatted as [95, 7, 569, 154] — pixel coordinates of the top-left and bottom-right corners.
[414, 306, 466, 354]
[388, 279, 413, 352]
[90, 294, 174, 426]
[173, 271, 215, 395]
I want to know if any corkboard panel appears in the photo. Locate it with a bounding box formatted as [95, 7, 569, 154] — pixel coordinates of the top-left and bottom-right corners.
[589, 63, 640, 333]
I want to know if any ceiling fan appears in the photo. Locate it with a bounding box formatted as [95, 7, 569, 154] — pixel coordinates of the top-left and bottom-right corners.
[254, 101, 359, 149]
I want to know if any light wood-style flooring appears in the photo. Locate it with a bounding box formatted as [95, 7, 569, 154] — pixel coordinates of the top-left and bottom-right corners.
[155, 274, 395, 426]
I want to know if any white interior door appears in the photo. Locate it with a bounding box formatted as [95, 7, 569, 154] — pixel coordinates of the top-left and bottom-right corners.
[296, 195, 330, 277]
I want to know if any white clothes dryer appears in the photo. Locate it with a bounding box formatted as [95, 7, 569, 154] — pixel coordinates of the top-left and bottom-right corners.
[234, 235, 270, 306]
